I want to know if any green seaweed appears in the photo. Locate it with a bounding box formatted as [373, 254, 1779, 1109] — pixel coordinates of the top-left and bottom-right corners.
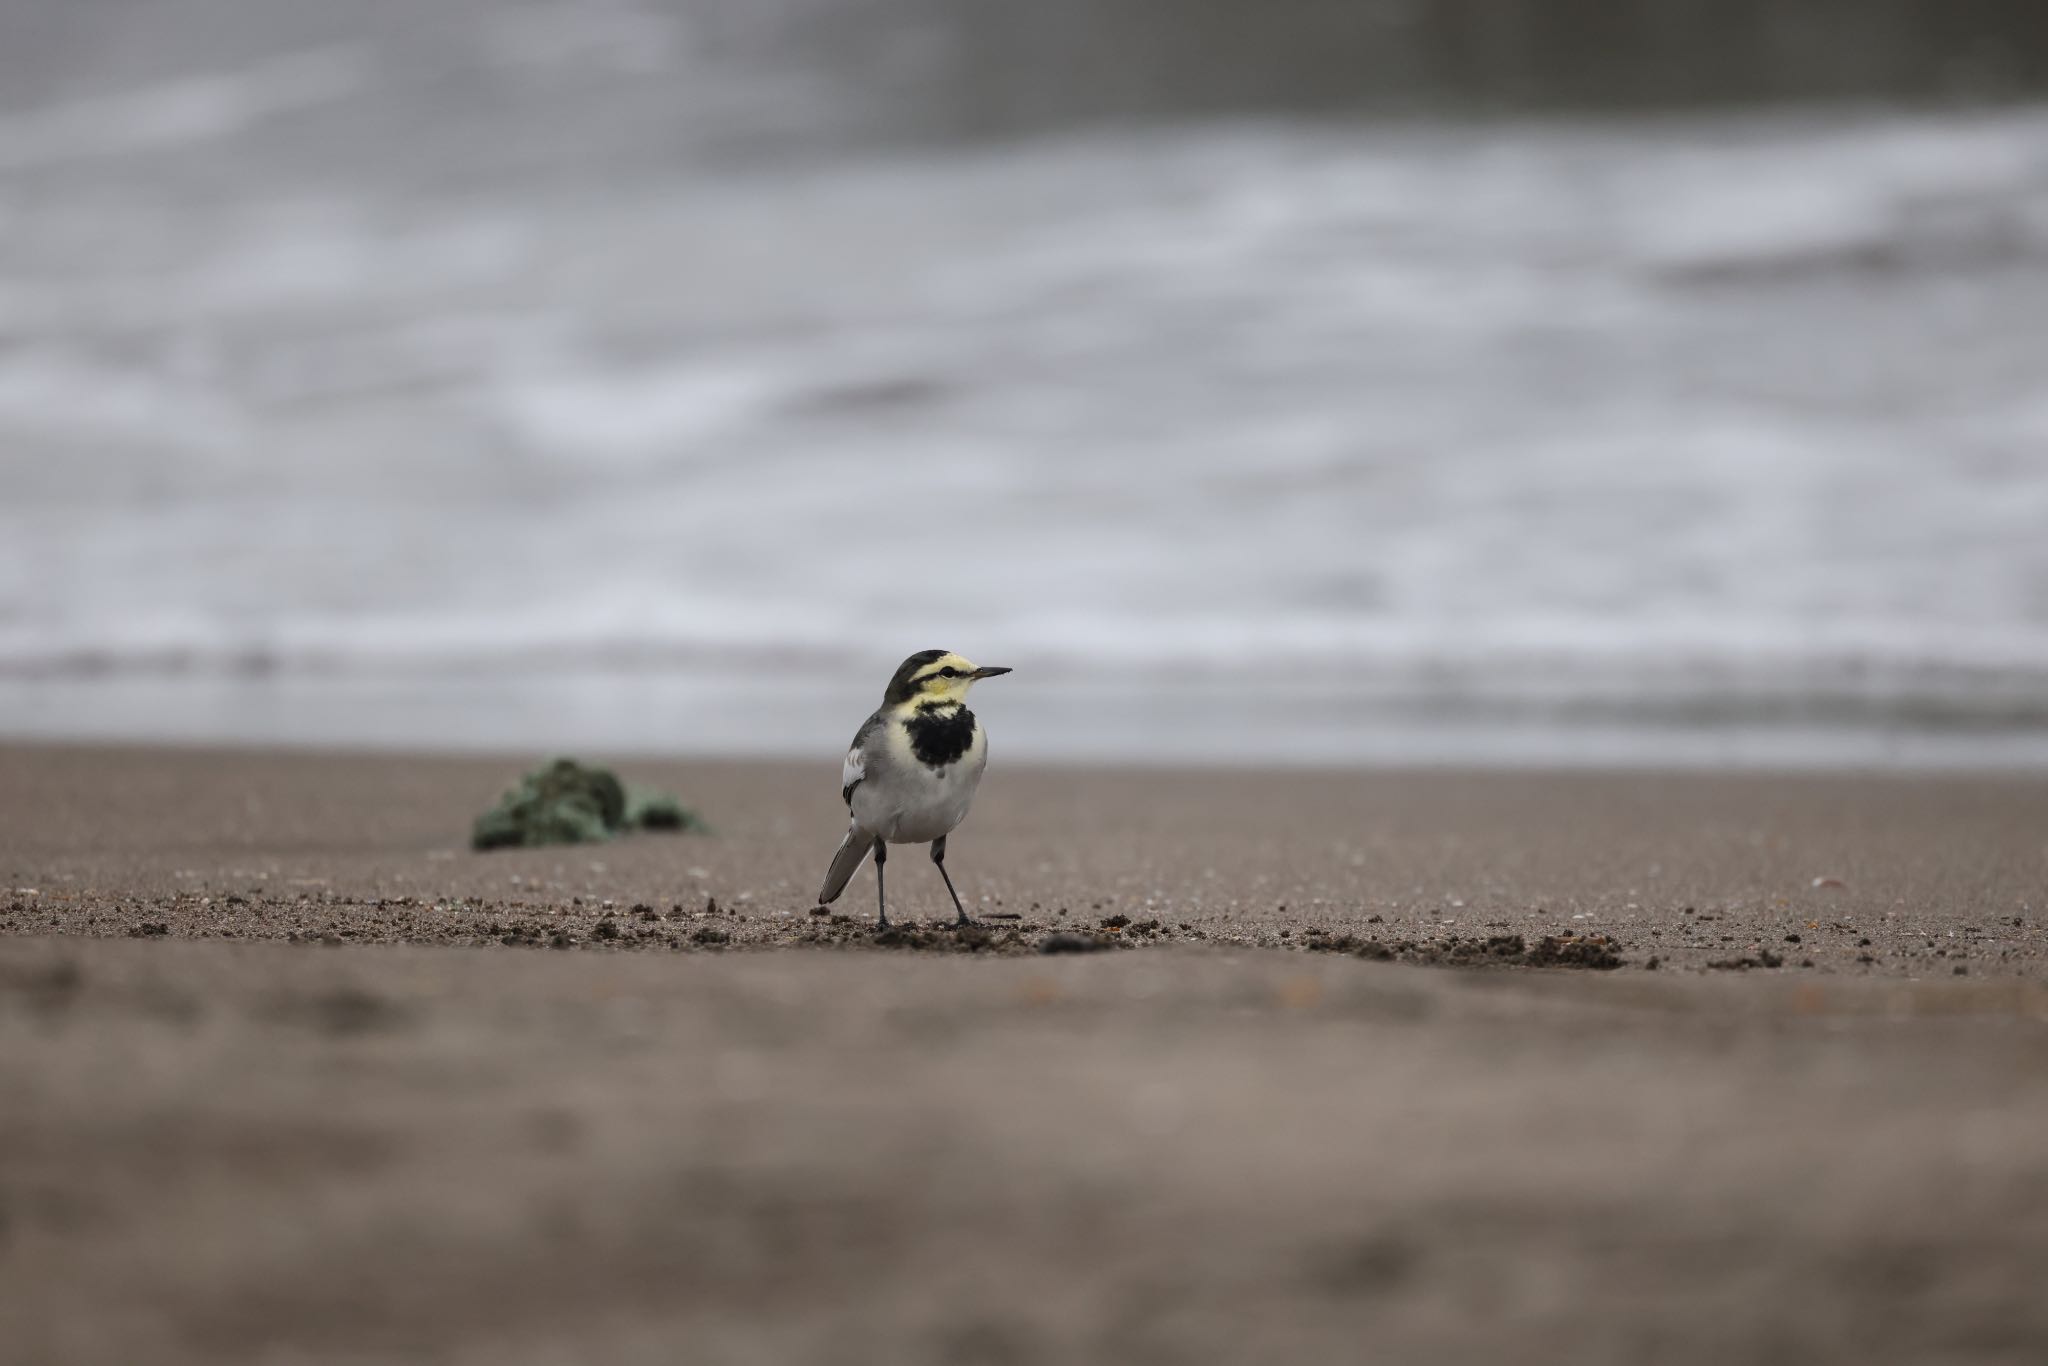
[472, 758, 704, 850]
[625, 788, 708, 833]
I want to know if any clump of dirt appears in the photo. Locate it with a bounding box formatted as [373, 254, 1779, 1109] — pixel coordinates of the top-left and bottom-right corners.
[783, 918, 1033, 954]
[1707, 948, 1785, 971]
[872, 922, 1027, 953]
[471, 758, 705, 850]
[1525, 935, 1624, 970]
[1308, 930, 1623, 970]
[1092, 914, 1166, 943]
[1390, 934, 1531, 968]
[1440, 935, 1535, 966]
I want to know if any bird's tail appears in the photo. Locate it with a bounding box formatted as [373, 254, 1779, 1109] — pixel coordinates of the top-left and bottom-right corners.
[816, 827, 877, 905]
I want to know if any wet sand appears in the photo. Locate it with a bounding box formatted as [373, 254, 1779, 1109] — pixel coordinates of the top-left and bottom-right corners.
[4, 743, 2048, 1363]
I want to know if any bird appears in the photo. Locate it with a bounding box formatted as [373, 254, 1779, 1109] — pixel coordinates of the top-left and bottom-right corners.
[815, 649, 1011, 929]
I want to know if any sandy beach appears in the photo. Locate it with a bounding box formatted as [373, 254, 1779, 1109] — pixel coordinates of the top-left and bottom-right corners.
[5, 742, 2048, 1363]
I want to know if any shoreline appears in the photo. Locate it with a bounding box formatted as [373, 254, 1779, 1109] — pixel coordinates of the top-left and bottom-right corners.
[12, 671, 2048, 774]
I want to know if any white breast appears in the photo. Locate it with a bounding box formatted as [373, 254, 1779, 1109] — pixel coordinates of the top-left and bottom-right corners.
[852, 719, 987, 844]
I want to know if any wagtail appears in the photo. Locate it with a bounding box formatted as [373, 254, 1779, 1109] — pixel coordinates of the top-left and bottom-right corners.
[815, 649, 1011, 929]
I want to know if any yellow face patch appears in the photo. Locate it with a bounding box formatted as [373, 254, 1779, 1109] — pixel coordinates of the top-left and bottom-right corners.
[907, 652, 979, 706]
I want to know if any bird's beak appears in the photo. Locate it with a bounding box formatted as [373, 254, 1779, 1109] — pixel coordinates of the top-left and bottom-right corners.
[970, 666, 1012, 679]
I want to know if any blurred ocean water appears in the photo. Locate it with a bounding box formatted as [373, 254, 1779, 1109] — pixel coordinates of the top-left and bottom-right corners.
[3, 1, 2047, 766]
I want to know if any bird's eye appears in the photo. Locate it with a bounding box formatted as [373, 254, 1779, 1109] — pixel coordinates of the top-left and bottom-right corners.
[938, 667, 958, 678]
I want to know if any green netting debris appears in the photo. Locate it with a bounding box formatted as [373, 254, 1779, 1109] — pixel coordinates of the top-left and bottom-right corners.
[472, 758, 708, 850]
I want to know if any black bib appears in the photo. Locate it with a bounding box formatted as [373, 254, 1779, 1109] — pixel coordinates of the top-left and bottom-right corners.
[906, 706, 977, 769]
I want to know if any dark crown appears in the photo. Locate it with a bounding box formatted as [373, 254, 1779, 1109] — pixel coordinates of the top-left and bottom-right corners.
[883, 649, 953, 705]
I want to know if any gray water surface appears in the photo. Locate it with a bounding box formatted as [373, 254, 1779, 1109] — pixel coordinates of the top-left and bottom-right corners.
[4, 3, 2047, 765]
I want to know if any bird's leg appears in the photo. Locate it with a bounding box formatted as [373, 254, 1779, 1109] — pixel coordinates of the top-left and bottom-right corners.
[931, 836, 973, 927]
[873, 840, 889, 930]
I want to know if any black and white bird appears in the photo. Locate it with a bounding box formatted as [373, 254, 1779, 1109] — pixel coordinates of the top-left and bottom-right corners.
[815, 649, 1011, 928]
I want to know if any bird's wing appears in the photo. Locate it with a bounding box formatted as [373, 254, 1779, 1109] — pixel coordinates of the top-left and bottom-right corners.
[842, 712, 881, 807]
